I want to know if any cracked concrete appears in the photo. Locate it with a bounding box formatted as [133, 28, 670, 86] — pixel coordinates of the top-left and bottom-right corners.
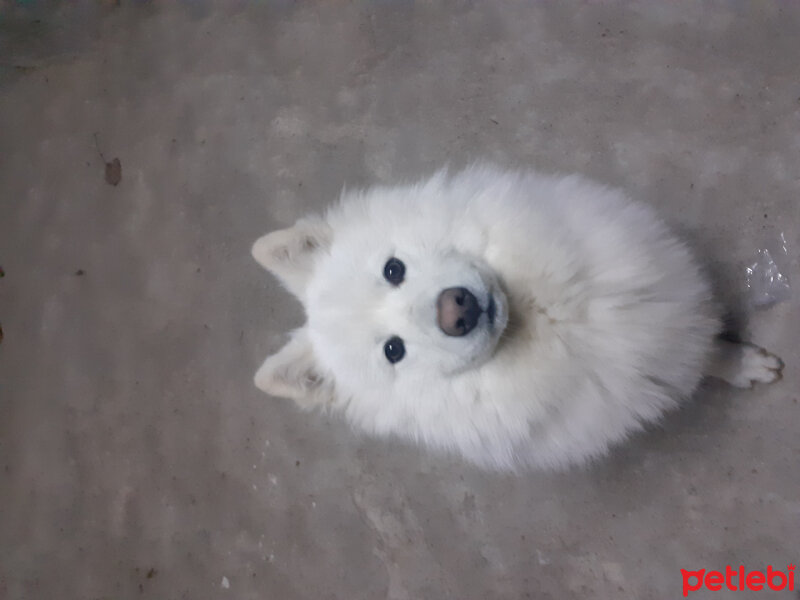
[1, 2, 798, 599]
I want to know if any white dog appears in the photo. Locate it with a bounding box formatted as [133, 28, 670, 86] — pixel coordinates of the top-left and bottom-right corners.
[252, 165, 783, 470]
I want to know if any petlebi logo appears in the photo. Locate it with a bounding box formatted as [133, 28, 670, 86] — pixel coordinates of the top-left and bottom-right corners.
[681, 564, 795, 596]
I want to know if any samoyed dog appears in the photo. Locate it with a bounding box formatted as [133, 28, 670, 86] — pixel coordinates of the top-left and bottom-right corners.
[252, 165, 783, 470]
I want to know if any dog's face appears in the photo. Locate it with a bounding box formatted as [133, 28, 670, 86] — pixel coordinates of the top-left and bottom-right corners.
[252, 200, 508, 408]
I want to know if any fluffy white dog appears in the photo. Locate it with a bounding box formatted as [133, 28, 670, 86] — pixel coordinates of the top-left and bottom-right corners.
[252, 165, 783, 470]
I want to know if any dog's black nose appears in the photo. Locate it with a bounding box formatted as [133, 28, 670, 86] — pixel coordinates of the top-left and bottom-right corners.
[437, 287, 481, 337]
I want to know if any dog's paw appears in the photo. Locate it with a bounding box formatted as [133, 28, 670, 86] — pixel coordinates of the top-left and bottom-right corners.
[730, 344, 784, 389]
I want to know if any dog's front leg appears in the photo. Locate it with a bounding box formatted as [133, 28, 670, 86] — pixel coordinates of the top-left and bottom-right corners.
[705, 338, 783, 388]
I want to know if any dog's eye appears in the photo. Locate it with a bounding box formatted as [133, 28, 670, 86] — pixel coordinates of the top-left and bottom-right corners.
[383, 336, 406, 364]
[383, 257, 405, 286]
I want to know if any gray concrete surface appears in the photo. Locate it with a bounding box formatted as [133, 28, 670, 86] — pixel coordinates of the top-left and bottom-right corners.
[1, 2, 799, 599]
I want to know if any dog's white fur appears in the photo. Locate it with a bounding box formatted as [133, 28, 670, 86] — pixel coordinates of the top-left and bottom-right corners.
[252, 165, 782, 470]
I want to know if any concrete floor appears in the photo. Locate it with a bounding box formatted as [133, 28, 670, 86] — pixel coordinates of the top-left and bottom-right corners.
[1, 2, 799, 599]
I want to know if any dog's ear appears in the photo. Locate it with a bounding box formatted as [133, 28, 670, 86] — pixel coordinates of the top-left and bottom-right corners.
[252, 217, 331, 298]
[254, 328, 334, 409]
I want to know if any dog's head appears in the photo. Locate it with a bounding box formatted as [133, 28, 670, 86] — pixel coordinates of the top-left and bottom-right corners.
[252, 184, 508, 409]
